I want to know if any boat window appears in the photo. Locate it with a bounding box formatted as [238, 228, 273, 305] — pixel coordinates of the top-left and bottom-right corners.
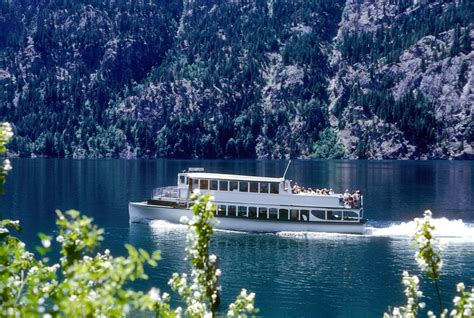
[342, 211, 359, 221]
[290, 209, 299, 221]
[192, 179, 199, 189]
[270, 183, 279, 194]
[249, 182, 258, 193]
[343, 211, 359, 221]
[238, 206, 247, 217]
[311, 210, 326, 220]
[217, 205, 227, 216]
[269, 208, 278, 220]
[248, 207, 257, 218]
[210, 180, 218, 190]
[200, 179, 209, 190]
[239, 182, 248, 192]
[327, 210, 342, 221]
[259, 183, 269, 193]
[300, 210, 309, 221]
[219, 180, 229, 191]
[180, 176, 186, 184]
[279, 209, 289, 220]
[228, 205, 237, 217]
[230, 181, 238, 191]
[258, 207, 268, 219]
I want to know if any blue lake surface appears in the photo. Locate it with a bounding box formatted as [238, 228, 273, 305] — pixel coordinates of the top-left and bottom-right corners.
[1, 159, 473, 317]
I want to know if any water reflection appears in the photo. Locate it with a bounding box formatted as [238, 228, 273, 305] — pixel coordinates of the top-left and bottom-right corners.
[129, 219, 473, 317]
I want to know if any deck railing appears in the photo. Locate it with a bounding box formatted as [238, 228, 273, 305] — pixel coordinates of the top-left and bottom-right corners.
[152, 187, 189, 200]
[152, 186, 179, 199]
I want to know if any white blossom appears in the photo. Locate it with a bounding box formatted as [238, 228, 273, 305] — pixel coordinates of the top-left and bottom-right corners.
[41, 239, 51, 248]
[453, 296, 461, 305]
[148, 288, 161, 302]
[1, 123, 13, 139]
[122, 304, 130, 314]
[3, 159, 12, 171]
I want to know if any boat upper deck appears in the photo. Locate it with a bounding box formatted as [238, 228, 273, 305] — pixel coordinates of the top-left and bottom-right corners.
[185, 172, 284, 183]
[152, 169, 364, 210]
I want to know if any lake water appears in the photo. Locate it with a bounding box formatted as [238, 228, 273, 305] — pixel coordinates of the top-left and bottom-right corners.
[1, 159, 473, 317]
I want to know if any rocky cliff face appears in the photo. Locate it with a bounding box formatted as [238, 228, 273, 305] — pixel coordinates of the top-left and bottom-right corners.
[0, 0, 472, 159]
[329, 0, 473, 159]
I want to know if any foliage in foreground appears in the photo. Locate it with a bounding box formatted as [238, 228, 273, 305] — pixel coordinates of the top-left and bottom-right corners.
[384, 210, 473, 318]
[0, 201, 257, 317]
[0, 123, 256, 317]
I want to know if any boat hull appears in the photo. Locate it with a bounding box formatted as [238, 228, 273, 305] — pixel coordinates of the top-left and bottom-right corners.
[129, 202, 366, 235]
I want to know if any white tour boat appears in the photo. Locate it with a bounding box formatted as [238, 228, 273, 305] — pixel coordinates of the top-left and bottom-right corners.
[129, 167, 367, 234]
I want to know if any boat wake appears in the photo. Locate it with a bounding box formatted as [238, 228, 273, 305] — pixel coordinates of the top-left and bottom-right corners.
[366, 218, 474, 242]
[147, 218, 474, 242]
[277, 218, 474, 242]
[149, 220, 187, 231]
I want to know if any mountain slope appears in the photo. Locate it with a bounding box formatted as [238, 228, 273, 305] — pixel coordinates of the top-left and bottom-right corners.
[0, 0, 472, 159]
[330, 0, 473, 159]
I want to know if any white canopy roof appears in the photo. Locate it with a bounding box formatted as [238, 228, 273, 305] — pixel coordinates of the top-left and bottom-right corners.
[185, 172, 284, 183]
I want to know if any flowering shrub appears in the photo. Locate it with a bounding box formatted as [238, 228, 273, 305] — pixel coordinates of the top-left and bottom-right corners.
[413, 210, 443, 281]
[384, 271, 425, 318]
[0, 123, 13, 194]
[170, 190, 257, 317]
[0, 123, 257, 317]
[385, 210, 473, 318]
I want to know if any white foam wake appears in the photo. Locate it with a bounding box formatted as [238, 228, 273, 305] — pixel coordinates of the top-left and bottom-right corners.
[367, 218, 474, 242]
[149, 220, 187, 231]
[277, 231, 360, 239]
[147, 218, 474, 242]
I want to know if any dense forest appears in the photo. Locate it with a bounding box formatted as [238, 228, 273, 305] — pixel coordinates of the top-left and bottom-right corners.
[0, 0, 472, 159]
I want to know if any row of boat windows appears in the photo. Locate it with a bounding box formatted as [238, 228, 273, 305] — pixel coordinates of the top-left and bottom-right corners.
[212, 204, 360, 221]
[187, 178, 280, 194]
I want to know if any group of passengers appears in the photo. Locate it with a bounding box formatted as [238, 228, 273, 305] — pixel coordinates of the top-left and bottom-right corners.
[343, 189, 362, 208]
[292, 183, 335, 195]
[291, 184, 362, 208]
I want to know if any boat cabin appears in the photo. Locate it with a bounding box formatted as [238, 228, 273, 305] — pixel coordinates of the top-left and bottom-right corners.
[178, 171, 289, 196]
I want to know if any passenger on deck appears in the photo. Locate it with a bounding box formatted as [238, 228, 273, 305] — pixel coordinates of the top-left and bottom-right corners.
[292, 183, 302, 194]
[343, 189, 350, 200]
[353, 190, 361, 207]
